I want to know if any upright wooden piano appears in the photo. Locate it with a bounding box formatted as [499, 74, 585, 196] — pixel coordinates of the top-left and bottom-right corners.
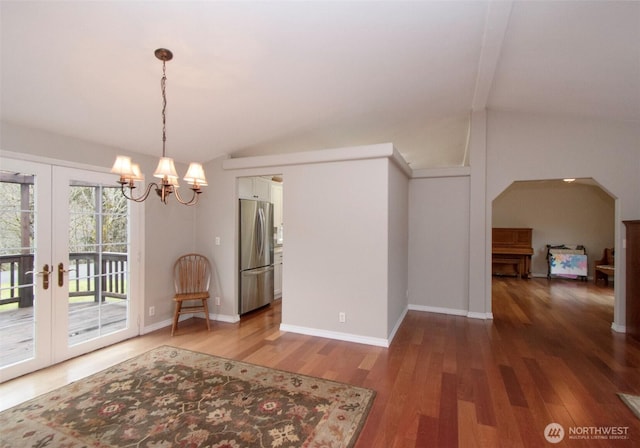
[492, 228, 534, 279]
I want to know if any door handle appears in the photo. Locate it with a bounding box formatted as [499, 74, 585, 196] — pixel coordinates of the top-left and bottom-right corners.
[26, 264, 50, 290]
[258, 208, 265, 257]
[58, 263, 76, 287]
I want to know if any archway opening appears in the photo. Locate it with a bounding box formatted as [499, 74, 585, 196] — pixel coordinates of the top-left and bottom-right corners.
[490, 178, 616, 322]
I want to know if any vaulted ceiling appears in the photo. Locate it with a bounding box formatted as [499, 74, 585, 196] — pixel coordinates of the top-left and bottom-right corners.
[1, 1, 638, 169]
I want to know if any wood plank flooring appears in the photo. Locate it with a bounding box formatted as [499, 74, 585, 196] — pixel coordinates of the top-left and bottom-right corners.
[1, 278, 639, 447]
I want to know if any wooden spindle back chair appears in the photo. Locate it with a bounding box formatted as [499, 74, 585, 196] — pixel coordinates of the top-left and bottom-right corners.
[171, 253, 212, 336]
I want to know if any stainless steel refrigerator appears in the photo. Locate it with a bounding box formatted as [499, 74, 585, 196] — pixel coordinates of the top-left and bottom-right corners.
[239, 199, 274, 314]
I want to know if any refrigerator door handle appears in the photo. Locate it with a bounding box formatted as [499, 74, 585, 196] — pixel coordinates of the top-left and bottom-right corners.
[257, 207, 265, 258]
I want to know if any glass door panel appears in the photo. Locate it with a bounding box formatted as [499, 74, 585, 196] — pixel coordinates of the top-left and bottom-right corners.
[0, 159, 53, 381]
[66, 182, 129, 346]
[52, 166, 138, 362]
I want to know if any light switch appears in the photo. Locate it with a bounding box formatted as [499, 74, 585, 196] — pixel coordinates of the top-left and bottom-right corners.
[215, 236, 221, 246]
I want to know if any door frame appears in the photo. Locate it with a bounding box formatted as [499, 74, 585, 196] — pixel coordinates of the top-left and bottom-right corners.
[0, 152, 144, 381]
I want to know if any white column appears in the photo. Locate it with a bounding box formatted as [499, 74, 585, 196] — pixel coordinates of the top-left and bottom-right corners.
[468, 110, 491, 318]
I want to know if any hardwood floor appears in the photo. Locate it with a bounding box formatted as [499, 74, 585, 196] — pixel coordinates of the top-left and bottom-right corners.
[1, 278, 639, 447]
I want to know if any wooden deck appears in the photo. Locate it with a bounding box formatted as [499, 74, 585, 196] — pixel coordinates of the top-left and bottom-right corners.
[0, 301, 127, 367]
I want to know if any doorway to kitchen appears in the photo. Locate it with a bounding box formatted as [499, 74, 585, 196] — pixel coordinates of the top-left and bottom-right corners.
[237, 175, 283, 318]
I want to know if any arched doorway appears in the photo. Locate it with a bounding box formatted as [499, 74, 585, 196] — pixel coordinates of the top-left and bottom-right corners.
[490, 178, 616, 319]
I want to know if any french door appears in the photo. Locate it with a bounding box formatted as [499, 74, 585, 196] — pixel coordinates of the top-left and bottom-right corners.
[0, 158, 140, 382]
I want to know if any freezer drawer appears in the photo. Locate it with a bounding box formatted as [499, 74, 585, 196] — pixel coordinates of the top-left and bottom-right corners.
[240, 265, 274, 314]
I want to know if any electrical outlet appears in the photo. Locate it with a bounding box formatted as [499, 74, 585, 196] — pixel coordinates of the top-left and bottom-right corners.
[339, 312, 346, 323]
[215, 296, 221, 306]
[149, 306, 155, 317]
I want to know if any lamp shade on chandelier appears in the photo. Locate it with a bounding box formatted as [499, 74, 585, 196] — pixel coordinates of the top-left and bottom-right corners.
[111, 48, 207, 206]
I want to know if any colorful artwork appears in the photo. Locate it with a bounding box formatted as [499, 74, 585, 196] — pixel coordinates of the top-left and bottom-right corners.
[550, 254, 588, 277]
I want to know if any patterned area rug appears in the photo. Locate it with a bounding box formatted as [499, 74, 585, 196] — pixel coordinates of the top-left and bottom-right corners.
[0, 346, 375, 447]
[619, 393, 640, 420]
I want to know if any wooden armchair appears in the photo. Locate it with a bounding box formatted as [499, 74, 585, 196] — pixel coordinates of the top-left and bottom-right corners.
[595, 248, 615, 286]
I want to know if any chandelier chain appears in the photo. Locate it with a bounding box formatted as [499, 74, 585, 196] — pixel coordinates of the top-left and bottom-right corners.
[161, 60, 167, 158]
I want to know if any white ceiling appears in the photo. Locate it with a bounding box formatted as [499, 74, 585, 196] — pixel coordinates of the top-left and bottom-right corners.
[1, 1, 638, 169]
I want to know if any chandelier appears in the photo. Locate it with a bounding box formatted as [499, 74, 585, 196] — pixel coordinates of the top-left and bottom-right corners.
[111, 48, 207, 206]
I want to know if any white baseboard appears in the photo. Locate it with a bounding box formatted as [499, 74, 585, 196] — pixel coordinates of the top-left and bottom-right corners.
[467, 311, 493, 320]
[408, 304, 468, 316]
[206, 312, 240, 324]
[387, 307, 408, 345]
[611, 322, 626, 333]
[278, 307, 405, 348]
[142, 312, 239, 334]
[142, 317, 175, 334]
[279, 323, 390, 347]
[408, 304, 493, 320]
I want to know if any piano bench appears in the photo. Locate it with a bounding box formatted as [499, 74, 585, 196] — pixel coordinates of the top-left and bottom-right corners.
[492, 257, 525, 278]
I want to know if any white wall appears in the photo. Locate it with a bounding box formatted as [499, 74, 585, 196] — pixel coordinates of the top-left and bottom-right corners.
[193, 155, 240, 320]
[0, 121, 197, 330]
[408, 175, 470, 314]
[283, 158, 389, 340]
[486, 112, 639, 217]
[493, 181, 615, 277]
[387, 161, 409, 337]
[484, 111, 640, 328]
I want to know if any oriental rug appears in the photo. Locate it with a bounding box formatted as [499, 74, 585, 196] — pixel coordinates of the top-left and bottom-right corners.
[619, 393, 640, 420]
[0, 345, 375, 448]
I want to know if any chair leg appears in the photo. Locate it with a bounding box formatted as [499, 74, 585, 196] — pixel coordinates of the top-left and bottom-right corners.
[595, 270, 608, 286]
[172, 301, 182, 336]
[203, 298, 211, 331]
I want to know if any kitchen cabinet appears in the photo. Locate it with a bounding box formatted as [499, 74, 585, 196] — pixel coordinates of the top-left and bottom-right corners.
[625, 220, 640, 340]
[238, 177, 271, 201]
[274, 248, 283, 299]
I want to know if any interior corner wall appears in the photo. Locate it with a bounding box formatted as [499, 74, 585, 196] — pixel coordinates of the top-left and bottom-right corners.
[387, 161, 409, 337]
[193, 155, 239, 319]
[282, 158, 389, 340]
[0, 121, 197, 329]
[199, 154, 392, 342]
[408, 175, 470, 314]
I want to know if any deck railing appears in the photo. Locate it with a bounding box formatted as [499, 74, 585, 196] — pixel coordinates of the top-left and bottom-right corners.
[0, 252, 127, 308]
[0, 254, 34, 308]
